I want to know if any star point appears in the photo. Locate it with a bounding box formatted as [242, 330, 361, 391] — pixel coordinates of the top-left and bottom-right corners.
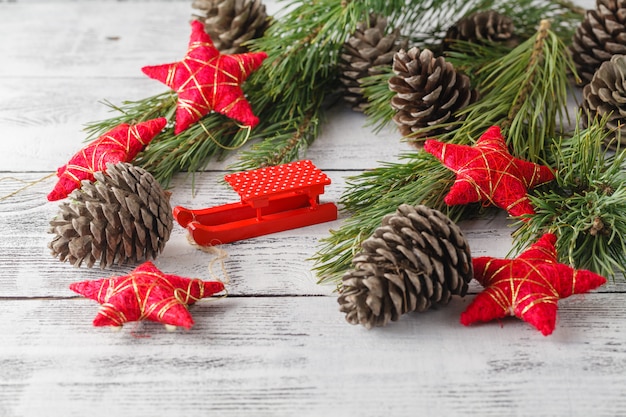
[424, 126, 555, 218]
[48, 118, 167, 201]
[142, 20, 267, 134]
[460, 233, 606, 335]
[70, 261, 225, 329]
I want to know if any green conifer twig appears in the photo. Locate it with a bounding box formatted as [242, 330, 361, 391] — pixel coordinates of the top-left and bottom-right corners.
[312, 21, 577, 286]
[512, 116, 626, 279]
[313, 153, 473, 286]
[81, 0, 583, 186]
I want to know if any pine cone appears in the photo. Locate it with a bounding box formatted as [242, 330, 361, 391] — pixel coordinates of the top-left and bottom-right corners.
[389, 47, 477, 144]
[191, 0, 270, 54]
[444, 10, 515, 48]
[338, 14, 408, 112]
[48, 163, 173, 268]
[338, 204, 473, 329]
[571, 0, 626, 84]
[581, 54, 626, 146]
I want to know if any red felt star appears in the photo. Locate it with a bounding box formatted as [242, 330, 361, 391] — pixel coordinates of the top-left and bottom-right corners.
[70, 261, 225, 329]
[423, 126, 555, 218]
[48, 118, 167, 201]
[460, 233, 606, 335]
[142, 20, 267, 134]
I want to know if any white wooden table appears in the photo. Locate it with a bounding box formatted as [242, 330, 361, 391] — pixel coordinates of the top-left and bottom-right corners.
[2, 1, 625, 416]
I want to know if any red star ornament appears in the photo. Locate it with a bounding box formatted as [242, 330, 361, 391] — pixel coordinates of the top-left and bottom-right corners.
[423, 126, 555, 218]
[70, 261, 225, 329]
[141, 20, 267, 134]
[460, 233, 606, 335]
[47, 117, 167, 201]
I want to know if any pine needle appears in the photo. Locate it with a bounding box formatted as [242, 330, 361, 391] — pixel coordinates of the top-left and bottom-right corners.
[312, 20, 579, 286]
[445, 19, 578, 158]
[80, 0, 583, 187]
[512, 115, 626, 279]
[312, 152, 474, 286]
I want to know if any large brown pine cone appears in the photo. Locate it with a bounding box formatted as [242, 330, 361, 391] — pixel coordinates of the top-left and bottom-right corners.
[582, 53, 626, 146]
[571, 0, 626, 84]
[389, 47, 477, 144]
[337, 204, 473, 329]
[48, 163, 173, 268]
[338, 14, 408, 111]
[192, 0, 270, 54]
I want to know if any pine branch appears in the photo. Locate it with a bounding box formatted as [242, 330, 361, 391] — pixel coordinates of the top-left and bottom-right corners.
[445, 40, 516, 81]
[81, 0, 584, 186]
[312, 21, 578, 286]
[232, 105, 322, 171]
[390, 0, 581, 49]
[313, 152, 474, 286]
[442, 19, 577, 158]
[84, 92, 176, 141]
[235, 0, 410, 169]
[238, 0, 582, 169]
[133, 115, 242, 186]
[361, 69, 395, 131]
[512, 116, 626, 279]
[499, 19, 579, 159]
[495, 0, 583, 42]
[83, 90, 255, 187]
[551, 0, 586, 15]
[361, 40, 513, 132]
[362, 10, 579, 143]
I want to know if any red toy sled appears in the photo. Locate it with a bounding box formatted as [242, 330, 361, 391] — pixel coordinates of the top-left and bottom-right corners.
[173, 160, 338, 246]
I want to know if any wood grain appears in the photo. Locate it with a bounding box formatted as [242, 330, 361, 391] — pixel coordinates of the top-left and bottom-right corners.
[0, 0, 623, 416]
[0, 296, 624, 417]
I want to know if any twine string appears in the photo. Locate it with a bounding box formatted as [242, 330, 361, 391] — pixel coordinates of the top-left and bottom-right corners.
[199, 120, 252, 151]
[0, 173, 55, 202]
[186, 234, 231, 285]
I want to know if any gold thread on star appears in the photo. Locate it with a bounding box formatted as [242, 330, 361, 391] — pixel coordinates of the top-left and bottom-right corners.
[424, 126, 555, 218]
[460, 233, 606, 335]
[142, 21, 267, 135]
[70, 261, 225, 329]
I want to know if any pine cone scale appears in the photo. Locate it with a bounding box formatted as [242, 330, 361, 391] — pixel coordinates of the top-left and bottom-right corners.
[49, 163, 173, 268]
[338, 14, 408, 111]
[338, 204, 473, 328]
[192, 0, 269, 54]
[572, 0, 626, 83]
[389, 48, 477, 144]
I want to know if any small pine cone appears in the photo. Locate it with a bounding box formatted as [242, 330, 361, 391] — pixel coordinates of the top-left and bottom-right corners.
[571, 0, 626, 84]
[444, 10, 515, 48]
[581, 54, 626, 146]
[338, 204, 473, 329]
[191, 0, 270, 54]
[338, 14, 408, 112]
[389, 47, 477, 144]
[48, 163, 173, 268]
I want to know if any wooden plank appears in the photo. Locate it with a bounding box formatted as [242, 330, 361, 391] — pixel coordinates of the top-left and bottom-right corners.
[0, 2, 195, 78]
[0, 77, 165, 172]
[0, 295, 624, 417]
[0, 1, 623, 416]
[0, 74, 406, 172]
[0, 0, 407, 173]
[3, 171, 623, 297]
[9, 171, 605, 297]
